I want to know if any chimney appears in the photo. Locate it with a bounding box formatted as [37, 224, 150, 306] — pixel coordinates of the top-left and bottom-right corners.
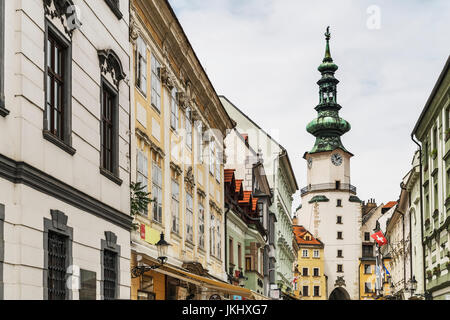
[362, 198, 377, 215]
[292, 215, 298, 226]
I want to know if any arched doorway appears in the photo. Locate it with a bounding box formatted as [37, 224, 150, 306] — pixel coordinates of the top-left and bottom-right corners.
[329, 287, 351, 300]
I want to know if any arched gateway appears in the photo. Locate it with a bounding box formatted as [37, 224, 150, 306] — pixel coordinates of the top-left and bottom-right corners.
[329, 287, 351, 300]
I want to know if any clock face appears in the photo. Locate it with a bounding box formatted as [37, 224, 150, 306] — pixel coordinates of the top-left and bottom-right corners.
[307, 158, 313, 169]
[331, 153, 343, 166]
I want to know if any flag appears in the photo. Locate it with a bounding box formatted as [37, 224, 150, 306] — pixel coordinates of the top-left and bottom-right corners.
[371, 231, 387, 246]
[383, 264, 390, 276]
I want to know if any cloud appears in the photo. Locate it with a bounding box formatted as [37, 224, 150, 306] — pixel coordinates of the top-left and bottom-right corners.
[170, 0, 450, 211]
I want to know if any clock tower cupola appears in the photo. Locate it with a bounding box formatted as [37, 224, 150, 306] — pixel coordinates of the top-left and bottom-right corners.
[306, 27, 351, 155]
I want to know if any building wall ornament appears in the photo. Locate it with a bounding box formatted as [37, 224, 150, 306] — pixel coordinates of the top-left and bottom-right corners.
[197, 187, 206, 199]
[170, 161, 183, 178]
[43, 0, 82, 38]
[184, 166, 195, 188]
[159, 65, 175, 90]
[98, 49, 126, 88]
[335, 276, 346, 287]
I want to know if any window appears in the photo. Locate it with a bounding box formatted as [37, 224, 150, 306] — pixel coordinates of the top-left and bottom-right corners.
[152, 162, 162, 223]
[196, 122, 203, 163]
[171, 180, 179, 234]
[229, 238, 234, 265]
[364, 232, 370, 242]
[446, 107, 450, 133]
[103, 249, 117, 300]
[313, 250, 320, 258]
[337, 249, 343, 258]
[238, 244, 242, 269]
[364, 282, 372, 293]
[337, 264, 343, 273]
[364, 264, 372, 274]
[313, 268, 320, 277]
[151, 54, 161, 112]
[215, 143, 221, 183]
[302, 268, 308, 276]
[337, 199, 342, 207]
[337, 216, 342, 224]
[198, 203, 205, 249]
[216, 224, 221, 259]
[47, 231, 68, 300]
[209, 140, 215, 174]
[0, 0, 6, 116]
[136, 37, 147, 95]
[210, 215, 215, 256]
[138, 275, 155, 300]
[337, 231, 343, 240]
[101, 79, 119, 176]
[433, 127, 438, 151]
[303, 286, 309, 297]
[137, 150, 148, 215]
[362, 245, 373, 257]
[335, 181, 341, 190]
[44, 22, 72, 149]
[302, 249, 308, 257]
[170, 87, 178, 130]
[185, 107, 192, 149]
[104, 0, 123, 19]
[245, 257, 252, 271]
[186, 193, 193, 243]
[314, 286, 320, 297]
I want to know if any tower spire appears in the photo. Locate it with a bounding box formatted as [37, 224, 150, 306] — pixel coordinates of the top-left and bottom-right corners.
[306, 27, 351, 155]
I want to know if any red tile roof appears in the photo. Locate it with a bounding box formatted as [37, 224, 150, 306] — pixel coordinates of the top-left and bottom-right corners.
[383, 201, 397, 209]
[239, 191, 252, 205]
[235, 180, 243, 193]
[293, 225, 323, 246]
[224, 169, 235, 183]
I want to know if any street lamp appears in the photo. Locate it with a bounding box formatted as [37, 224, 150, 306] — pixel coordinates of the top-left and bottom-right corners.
[238, 271, 247, 287]
[131, 232, 170, 278]
[409, 276, 418, 295]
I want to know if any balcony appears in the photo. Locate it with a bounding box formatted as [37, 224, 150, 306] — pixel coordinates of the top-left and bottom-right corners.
[301, 183, 357, 196]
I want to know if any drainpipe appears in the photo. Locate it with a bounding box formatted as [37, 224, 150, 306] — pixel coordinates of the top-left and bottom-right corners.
[358, 261, 361, 300]
[224, 203, 231, 283]
[411, 134, 427, 299]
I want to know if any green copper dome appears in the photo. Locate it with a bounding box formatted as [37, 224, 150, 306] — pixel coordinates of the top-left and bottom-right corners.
[307, 27, 351, 155]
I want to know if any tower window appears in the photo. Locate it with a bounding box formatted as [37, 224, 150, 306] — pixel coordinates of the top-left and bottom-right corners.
[337, 264, 343, 273]
[337, 199, 342, 207]
[337, 250, 343, 258]
[337, 216, 342, 224]
[335, 181, 341, 190]
[337, 232, 343, 240]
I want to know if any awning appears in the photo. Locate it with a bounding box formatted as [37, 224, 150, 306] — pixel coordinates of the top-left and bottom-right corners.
[132, 244, 253, 299]
[250, 290, 271, 300]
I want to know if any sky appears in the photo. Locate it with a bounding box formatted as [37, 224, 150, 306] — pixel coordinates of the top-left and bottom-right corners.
[169, 0, 450, 213]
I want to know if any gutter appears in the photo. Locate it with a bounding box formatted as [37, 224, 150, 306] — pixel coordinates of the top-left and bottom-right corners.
[411, 134, 427, 298]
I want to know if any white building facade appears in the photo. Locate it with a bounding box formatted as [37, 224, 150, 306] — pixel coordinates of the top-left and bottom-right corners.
[0, 0, 132, 300]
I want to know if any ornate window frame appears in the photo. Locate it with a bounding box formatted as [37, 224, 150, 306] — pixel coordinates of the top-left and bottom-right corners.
[101, 231, 121, 300]
[43, 210, 74, 300]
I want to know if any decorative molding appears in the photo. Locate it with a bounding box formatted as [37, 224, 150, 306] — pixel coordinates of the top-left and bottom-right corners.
[170, 161, 183, 177]
[98, 49, 126, 88]
[335, 276, 346, 287]
[135, 128, 165, 159]
[43, 0, 81, 38]
[0, 154, 132, 230]
[209, 199, 221, 214]
[177, 91, 189, 110]
[197, 187, 206, 199]
[159, 65, 175, 90]
[184, 166, 195, 188]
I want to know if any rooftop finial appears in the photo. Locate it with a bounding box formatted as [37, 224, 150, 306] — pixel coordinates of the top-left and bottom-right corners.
[325, 26, 331, 41]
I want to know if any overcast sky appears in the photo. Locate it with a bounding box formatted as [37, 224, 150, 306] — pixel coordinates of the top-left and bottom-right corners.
[170, 0, 450, 213]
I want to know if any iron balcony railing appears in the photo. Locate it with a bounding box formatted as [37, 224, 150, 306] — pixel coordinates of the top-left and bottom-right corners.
[301, 183, 357, 196]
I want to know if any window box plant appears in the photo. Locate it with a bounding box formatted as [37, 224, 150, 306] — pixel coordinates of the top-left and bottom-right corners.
[426, 270, 433, 279]
[433, 266, 440, 276]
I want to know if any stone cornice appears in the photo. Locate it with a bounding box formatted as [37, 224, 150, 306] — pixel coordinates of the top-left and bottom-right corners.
[135, 127, 165, 159]
[0, 154, 132, 230]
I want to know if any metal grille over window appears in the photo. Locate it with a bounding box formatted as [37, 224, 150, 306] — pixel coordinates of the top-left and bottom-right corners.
[48, 231, 67, 300]
[103, 250, 117, 300]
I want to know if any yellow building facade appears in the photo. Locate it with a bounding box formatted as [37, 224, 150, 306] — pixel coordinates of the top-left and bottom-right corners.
[293, 222, 326, 300]
[129, 0, 235, 300]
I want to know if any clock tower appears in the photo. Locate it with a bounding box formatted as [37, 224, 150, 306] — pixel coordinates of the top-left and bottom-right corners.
[297, 27, 362, 300]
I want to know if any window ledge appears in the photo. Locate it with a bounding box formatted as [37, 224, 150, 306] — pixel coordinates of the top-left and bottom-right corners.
[43, 130, 76, 156]
[100, 167, 123, 186]
[104, 0, 123, 20]
[0, 105, 9, 117]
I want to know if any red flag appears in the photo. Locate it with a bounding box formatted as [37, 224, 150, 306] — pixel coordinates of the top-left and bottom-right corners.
[371, 231, 387, 246]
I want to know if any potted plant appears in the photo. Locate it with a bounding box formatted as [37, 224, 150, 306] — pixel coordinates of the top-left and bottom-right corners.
[426, 270, 433, 279]
[433, 266, 441, 276]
